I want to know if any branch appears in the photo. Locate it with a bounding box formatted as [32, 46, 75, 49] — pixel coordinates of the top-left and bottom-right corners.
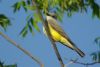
[0, 32, 44, 67]
[71, 60, 99, 66]
[32, 0, 64, 67]
[65, 59, 100, 67]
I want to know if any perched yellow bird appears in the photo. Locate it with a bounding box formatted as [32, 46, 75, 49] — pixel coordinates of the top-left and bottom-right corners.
[43, 12, 85, 57]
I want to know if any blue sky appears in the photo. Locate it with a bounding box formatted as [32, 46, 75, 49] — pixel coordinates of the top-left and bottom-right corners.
[0, 0, 100, 67]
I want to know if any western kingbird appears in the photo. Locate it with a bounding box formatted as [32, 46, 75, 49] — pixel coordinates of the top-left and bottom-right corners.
[43, 12, 85, 57]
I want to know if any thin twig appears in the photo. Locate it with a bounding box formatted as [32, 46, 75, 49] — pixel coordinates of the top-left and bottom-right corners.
[32, 0, 64, 67]
[0, 32, 44, 67]
[65, 59, 100, 67]
[71, 60, 99, 66]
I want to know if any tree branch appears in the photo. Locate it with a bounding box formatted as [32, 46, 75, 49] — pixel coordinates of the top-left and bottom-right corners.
[71, 60, 99, 66]
[0, 32, 44, 67]
[32, 0, 64, 67]
[65, 59, 100, 67]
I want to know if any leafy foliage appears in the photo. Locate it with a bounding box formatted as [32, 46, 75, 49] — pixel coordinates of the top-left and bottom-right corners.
[95, 37, 100, 47]
[0, 14, 11, 30]
[12, 0, 100, 37]
[12, 1, 27, 12]
[91, 37, 100, 62]
[4, 64, 17, 67]
[0, 61, 17, 67]
[20, 15, 40, 37]
[91, 51, 100, 62]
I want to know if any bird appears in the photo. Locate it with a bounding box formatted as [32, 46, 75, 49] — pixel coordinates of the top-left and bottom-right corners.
[43, 12, 85, 57]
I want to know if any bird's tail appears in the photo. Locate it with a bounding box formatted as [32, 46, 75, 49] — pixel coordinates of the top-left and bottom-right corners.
[60, 38, 85, 57]
[74, 47, 85, 57]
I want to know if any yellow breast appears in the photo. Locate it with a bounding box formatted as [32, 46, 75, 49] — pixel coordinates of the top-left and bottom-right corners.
[43, 24, 62, 41]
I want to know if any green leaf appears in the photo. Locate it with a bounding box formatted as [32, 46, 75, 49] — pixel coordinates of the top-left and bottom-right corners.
[30, 18, 40, 32]
[34, 13, 41, 22]
[4, 64, 17, 67]
[12, 2, 21, 12]
[95, 37, 100, 43]
[0, 61, 17, 67]
[28, 24, 32, 33]
[0, 61, 4, 67]
[12, 1, 27, 12]
[21, 1, 27, 12]
[26, 14, 32, 21]
[27, 0, 31, 5]
[91, 52, 97, 62]
[25, 5, 36, 11]
[12, 2, 17, 12]
[0, 14, 11, 30]
[94, 37, 100, 47]
[28, 22, 34, 35]
[17, 2, 21, 10]
[92, 3, 100, 18]
[20, 25, 28, 37]
[98, 52, 100, 62]
[91, 51, 100, 62]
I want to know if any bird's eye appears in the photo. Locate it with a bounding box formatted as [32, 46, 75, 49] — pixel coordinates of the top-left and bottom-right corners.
[52, 16, 57, 19]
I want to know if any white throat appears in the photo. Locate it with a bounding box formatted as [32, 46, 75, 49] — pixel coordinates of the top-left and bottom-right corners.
[46, 15, 57, 22]
[46, 16, 53, 20]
